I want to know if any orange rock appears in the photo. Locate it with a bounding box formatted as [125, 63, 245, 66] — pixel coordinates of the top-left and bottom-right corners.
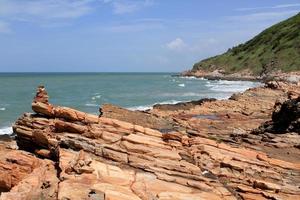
[0, 149, 58, 200]
[9, 85, 300, 200]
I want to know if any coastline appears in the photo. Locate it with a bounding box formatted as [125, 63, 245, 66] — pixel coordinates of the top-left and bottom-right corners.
[1, 5, 300, 200]
[179, 70, 261, 82]
[180, 69, 300, 83]
[0, 73, 261, 130]
[0, 80, 299, 199]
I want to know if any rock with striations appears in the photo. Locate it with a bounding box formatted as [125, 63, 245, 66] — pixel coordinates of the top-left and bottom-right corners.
[0, 84, 299, 200]
[0, 147, 59, 200]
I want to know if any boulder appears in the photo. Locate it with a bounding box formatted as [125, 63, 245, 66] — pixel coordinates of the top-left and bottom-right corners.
[253, 96, 300, 134]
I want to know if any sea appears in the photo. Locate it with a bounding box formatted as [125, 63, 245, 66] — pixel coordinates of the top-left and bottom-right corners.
[0, 73, 261, 135]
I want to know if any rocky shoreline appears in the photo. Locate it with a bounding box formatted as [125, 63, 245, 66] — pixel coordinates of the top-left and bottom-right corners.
[0, 81, 300, 200]
[181, 70, 300, 83]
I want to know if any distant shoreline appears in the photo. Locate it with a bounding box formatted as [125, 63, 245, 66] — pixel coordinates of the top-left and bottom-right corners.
[180, 70, 300, 83]
[175, 73, 261, 82]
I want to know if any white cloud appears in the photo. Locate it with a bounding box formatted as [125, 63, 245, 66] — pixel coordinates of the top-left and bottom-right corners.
[111, 0, 154, 14]
[112, 1, 139, 14]
[166, 38, 186, 51]
[0, 0, 99, 32]
[166, 37, 221, 54]
[0, 0, 94, 20]
[274, 3, 300, 8]
[228, 10, 299, 22]
[236, 3, 300, 11]
[0, 0, 155, 31]
[105, 23, 163, 32]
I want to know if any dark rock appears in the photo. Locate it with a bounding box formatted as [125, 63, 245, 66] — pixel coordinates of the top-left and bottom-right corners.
[153, 98, 216, 111]
[253, 96, 300, 134]
[101, 103, 175, 130]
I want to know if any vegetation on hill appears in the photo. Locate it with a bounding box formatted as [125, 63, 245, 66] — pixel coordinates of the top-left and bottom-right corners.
[192, 13, 300, 75]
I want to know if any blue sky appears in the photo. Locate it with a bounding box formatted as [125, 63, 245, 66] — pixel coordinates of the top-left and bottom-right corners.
[0, 0, 299, 72]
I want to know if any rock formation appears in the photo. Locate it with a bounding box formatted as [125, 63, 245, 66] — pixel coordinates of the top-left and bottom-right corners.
[0, 148, 58, 200]
[253, 96, 300, 134]
[152, 98, 216, 111]
[101, 104, 176, 131]
[0, 83, 299, 200]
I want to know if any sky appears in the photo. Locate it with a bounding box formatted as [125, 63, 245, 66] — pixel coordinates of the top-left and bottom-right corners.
[0, 0, 299, 72]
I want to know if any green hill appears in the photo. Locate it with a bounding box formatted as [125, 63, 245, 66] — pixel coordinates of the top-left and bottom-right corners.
[192, 13, 300, 75]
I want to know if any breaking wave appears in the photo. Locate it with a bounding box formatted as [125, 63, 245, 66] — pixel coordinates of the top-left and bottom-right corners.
[0, 127, 12, 135]
[127, 100, 182, 111]
[205, 80, 260, 93]
[85, 103, 98, 107]
[179, 76, 206, 80]
[91, 95, 101, 100]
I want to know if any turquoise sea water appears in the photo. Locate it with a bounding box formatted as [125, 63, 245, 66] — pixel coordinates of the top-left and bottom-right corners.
[0, 73, 260, 134]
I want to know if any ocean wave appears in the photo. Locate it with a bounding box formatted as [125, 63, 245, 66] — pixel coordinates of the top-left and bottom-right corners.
[210, 86, 249, 92]
[178, 83, 185, 87]
[0, 127, 12, 135]
[85, 103, 98, 107]
[205, 80, 259, 93]
[171, 79, 180, 83]
[181, 92, 204, 97]
[156, 100, 182, 105]
[179, 76, 206, 80]
[0, 107, 6, 111]
[161, 92, 204, 97]
[211, 93, 232, 100]
[127, 100, 182, 111]
[91, 95, 101, 100]
[127, 105, 153, 111]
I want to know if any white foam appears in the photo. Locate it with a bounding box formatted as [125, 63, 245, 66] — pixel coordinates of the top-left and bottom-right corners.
[157, 100, 182, 105]
[127, 100, 182, 111]
[178, 83, 185, 87]
[91, 95, 101, 100]
[0, 127, 12, 135]
[179, 76, 206, 80]
[85, 103, 98, 107]
[127, 105, 153, 111]
[206, 80, 260, 93]
[162, 92, 204, 97]
[0, 107, 5, 111]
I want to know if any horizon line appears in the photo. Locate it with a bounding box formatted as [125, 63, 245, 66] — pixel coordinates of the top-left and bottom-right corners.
[0, 71, 180, 73]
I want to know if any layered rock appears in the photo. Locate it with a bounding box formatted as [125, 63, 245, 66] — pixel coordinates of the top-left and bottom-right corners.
[3, 84, 298, 200]
[151, 82, 300, 150]
[152, 98, 216, 111]
[101, 104, 176, 131]
[0, 147, 58, 200]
